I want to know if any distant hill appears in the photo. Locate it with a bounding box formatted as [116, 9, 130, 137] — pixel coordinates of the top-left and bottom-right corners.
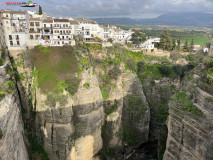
[92, 12, 213, 27]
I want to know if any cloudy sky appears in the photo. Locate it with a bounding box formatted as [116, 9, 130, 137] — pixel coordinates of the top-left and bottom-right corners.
[2, 0, 213, 18]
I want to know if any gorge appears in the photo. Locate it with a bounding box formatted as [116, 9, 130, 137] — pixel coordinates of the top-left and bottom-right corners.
[0, 41, 213, 160]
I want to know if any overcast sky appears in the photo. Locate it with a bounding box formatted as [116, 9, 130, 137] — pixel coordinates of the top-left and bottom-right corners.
[2, 0, 213, 18]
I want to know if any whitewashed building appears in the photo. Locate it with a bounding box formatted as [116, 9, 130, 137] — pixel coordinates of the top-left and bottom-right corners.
[52, 19, 75, 46]
[0, 10, 28, 50]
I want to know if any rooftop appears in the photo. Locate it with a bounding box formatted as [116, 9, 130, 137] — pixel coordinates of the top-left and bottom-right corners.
[54, 19, 70, 22]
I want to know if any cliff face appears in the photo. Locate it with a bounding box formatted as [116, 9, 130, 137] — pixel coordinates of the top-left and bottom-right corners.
[164, 65, 213, 160]
[10, 45, 151, 160]
[0, 63, 28, 160]
[34, 68, 104, 160]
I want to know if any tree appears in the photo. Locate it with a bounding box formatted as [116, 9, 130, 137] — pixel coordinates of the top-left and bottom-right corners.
[183, 40, 189, 52]
[189, 39, 194, 52]
[159, 28, 172, 51]
[39, 5, 43, 15]
[172, 39, 176, 50]
[131, 31, 146, 46]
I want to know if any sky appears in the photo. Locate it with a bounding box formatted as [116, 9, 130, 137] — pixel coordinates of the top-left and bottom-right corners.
[1, 0, 213, 18]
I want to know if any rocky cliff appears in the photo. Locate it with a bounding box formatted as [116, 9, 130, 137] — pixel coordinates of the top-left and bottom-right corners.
[2, 43, 212, 160]
[0, 59, 28, 160]
[10, 44, 150, 160]
[164, 61, 213, 160]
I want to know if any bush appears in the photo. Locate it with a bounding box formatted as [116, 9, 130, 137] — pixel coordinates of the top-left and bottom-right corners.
[100, 86, 109, 100]
[127, 42, 133, 48]
[108, 65, 121, 80]
[83, 82, 90, 89]
[158, 65, 171, 76]
[126, 59, 137, 71]
[65, 77, 81, 95]
[0, 91, 5, 101]
[173, 64, 182, 77]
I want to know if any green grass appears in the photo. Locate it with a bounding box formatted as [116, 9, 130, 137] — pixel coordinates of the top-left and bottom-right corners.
[30, 46, 79, 92]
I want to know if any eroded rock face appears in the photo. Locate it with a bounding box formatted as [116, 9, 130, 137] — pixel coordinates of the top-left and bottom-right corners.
[0, 65, 28, 160]
[34, 69, 104, 160]
[164, 72, 213, 160]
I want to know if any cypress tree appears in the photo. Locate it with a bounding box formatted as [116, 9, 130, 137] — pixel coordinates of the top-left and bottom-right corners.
[39, 5, 43, 15]
[183, 40, 189, 52]
[190, 39, 194, 52]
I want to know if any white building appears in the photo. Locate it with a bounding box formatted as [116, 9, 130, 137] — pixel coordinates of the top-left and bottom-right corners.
[75, 18, 100, 41]
[139, 38, 160, 51]
[27, 18, 42, 48]
[52, 19, 75, 46]
[0, 10, 28, 50]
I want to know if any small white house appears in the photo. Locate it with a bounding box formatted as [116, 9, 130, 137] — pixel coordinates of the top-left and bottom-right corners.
[203, 48, 209, 53]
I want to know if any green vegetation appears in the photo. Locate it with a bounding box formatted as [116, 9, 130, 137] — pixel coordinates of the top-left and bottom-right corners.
[160, 28, 172, 51]
[30, 46, 79, 93]
[106, 101, 118, 115]
[0, 58, 4, 66]
[25, 122, 49, 160]
[38, 5, 43, 15]
[83, 82, 90, 89]
[100, 86, 109, 100]
[123, 128, 137, 145]
[131, 30, 146, 45]
[200, 57, 213, 94]
[172, 92, 203, 116]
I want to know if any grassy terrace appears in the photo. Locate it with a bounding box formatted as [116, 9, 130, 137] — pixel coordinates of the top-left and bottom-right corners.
[30, 46, 79, 93]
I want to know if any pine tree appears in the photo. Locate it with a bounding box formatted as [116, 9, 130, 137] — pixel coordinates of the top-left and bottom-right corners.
[183, 40, 189, 52]
[159, 28, 172, 51]
[39, 5, 43, 15]
[190, 39, 194, 52]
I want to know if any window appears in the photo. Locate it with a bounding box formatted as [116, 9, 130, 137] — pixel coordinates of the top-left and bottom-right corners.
[69, 41, 71, 44]
[30, 22, 34, 26]
[30, 35, 33, 39]
[10, 41, 13, 46]
[66, 36, 68, 39]
[62, 41, 64, 44]
[6, 14, 8, 17]
[57, 24, 59, 27]
[16, 35, 19, 40]
[35, 22, 39, 26]
[63, 24, 65, 27]
[9, 35, 12, 40]
[44, 24, 46, 28]
[54, 24, 56, 27]
[17, 41, 20, 45]
[66, 24, 68, 27]
[6, 21, 8, 24]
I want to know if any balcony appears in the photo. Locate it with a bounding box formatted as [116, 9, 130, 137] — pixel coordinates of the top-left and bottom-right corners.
[29, 30, 40, 33]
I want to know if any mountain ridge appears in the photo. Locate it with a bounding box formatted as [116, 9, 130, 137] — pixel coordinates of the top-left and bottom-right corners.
[92, 12, 213, 27]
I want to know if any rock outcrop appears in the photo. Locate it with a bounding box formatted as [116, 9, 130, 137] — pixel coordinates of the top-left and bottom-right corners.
[0, 63, 28, 160]
[164, 67, 213, 160]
